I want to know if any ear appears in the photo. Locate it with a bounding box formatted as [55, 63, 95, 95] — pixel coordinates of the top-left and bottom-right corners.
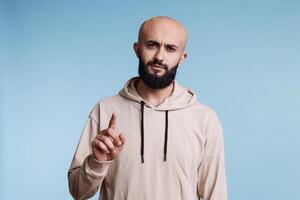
[179, 51, 187, 64]
[133, 42, 140, 58]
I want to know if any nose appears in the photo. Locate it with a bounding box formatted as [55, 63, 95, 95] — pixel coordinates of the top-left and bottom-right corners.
[154, 46, 164, 63]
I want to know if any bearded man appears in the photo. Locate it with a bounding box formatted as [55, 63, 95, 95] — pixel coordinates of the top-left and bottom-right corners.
[68, 16, 228, 200]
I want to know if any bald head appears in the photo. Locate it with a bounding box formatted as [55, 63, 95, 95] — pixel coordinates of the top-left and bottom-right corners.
[138, 16, 188, 49]
[133, 16, 188, 76]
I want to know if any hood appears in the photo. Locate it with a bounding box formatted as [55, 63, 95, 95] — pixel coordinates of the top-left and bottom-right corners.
[119, 76, 197, 111]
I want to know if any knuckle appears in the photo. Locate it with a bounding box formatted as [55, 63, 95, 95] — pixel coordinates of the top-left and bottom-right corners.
[93, 140, 100, 149]
[107, 128, 113, 133]
[98, 134, 106, 140]
[96, 134, 104, 140]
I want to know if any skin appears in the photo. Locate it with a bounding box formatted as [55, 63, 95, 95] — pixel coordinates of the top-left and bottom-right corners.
[92, 16, 188, 162]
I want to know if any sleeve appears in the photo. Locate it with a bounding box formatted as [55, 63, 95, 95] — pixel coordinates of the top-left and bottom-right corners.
[67, 104, 112, 200]
[197, 110, 228, 200]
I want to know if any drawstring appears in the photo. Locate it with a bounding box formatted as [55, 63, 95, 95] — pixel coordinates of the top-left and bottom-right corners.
[140, 101, 145, 163]
[164, 110, 168, 161]
[140, 101, 169, 163]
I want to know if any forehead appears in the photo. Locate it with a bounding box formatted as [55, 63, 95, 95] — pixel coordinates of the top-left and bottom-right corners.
[139, 19, 187, 48]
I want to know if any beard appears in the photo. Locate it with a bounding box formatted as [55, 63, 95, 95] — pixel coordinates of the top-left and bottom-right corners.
[138, 57, 179, 89]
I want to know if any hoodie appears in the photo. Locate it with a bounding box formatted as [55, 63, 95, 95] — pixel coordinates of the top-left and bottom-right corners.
[68, 77, 227, 200]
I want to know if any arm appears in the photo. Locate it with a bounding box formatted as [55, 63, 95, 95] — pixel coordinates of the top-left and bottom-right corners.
[68, 115, 111, 200]
[197, 111, 228, 200]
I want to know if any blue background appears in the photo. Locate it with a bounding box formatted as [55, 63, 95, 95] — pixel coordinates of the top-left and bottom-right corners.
[1, 0, 300, 199]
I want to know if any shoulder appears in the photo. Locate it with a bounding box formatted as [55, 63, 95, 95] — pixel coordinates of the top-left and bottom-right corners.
[192, 101, 220, 120]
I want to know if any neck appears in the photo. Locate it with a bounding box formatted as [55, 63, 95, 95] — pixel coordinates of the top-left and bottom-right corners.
[135, 78, 174, 107]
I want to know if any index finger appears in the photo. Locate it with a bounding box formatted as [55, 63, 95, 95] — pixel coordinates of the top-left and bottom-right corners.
[108, 112, 117, 129]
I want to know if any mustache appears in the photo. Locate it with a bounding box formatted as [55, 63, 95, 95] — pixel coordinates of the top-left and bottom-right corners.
[147, 59, 168, 70]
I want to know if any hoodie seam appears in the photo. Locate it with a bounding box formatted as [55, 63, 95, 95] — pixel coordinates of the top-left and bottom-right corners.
[89, 115, 99, 125]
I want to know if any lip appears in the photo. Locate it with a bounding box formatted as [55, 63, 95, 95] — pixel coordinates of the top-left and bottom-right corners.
[149, 65, 163, 73]
[150, 64, 164, 70]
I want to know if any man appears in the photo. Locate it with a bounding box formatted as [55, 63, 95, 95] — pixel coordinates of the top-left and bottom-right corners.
[68, 16, 227, 200]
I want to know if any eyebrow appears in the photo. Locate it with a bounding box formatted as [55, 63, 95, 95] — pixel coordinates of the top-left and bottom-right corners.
[165, 44, 178, 50]
[146, 40, 178, 49]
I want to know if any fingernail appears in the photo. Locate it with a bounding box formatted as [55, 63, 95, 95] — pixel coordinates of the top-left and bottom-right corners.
[118, 141, 122, 146]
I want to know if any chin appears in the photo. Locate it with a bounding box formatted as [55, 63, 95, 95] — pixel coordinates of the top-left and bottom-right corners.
[152, 73, 165, 78]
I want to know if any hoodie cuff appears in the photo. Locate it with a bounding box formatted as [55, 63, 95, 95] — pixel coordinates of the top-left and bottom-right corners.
[85, 155, 112, 178]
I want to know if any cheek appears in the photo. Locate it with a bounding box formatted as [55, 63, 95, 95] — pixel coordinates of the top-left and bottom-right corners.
[139, 50, 155, 64]
[167, 54, 181, 66]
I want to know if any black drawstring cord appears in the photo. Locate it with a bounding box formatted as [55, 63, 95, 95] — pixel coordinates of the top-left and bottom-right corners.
[140, 100, 169, 163]
[164, 110, 169, 161]
[140, 101, 145, 163]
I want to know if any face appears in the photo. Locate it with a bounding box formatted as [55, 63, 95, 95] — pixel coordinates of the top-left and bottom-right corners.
[134, 18, 187, 89]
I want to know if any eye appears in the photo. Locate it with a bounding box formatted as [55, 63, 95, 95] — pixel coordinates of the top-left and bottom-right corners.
[166, 45, 177, 52]
[146, 42, 157, 49]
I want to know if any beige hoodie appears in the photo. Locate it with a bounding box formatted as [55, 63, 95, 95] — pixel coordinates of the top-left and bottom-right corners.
[68, 77, 227, 200]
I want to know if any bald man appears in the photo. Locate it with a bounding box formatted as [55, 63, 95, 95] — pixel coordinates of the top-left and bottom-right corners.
[68, 16, 228, 200]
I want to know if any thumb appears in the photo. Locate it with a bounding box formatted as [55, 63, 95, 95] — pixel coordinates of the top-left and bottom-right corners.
[108, 112, 117, 129]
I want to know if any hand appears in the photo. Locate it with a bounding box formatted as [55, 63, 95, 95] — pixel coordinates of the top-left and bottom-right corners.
[92, 112, 126, 162]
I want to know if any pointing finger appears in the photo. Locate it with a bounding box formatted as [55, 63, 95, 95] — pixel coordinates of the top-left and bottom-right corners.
[108, 112, 117, 129]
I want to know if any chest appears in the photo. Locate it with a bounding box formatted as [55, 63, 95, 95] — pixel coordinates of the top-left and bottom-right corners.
[101, 104, 206, 168]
